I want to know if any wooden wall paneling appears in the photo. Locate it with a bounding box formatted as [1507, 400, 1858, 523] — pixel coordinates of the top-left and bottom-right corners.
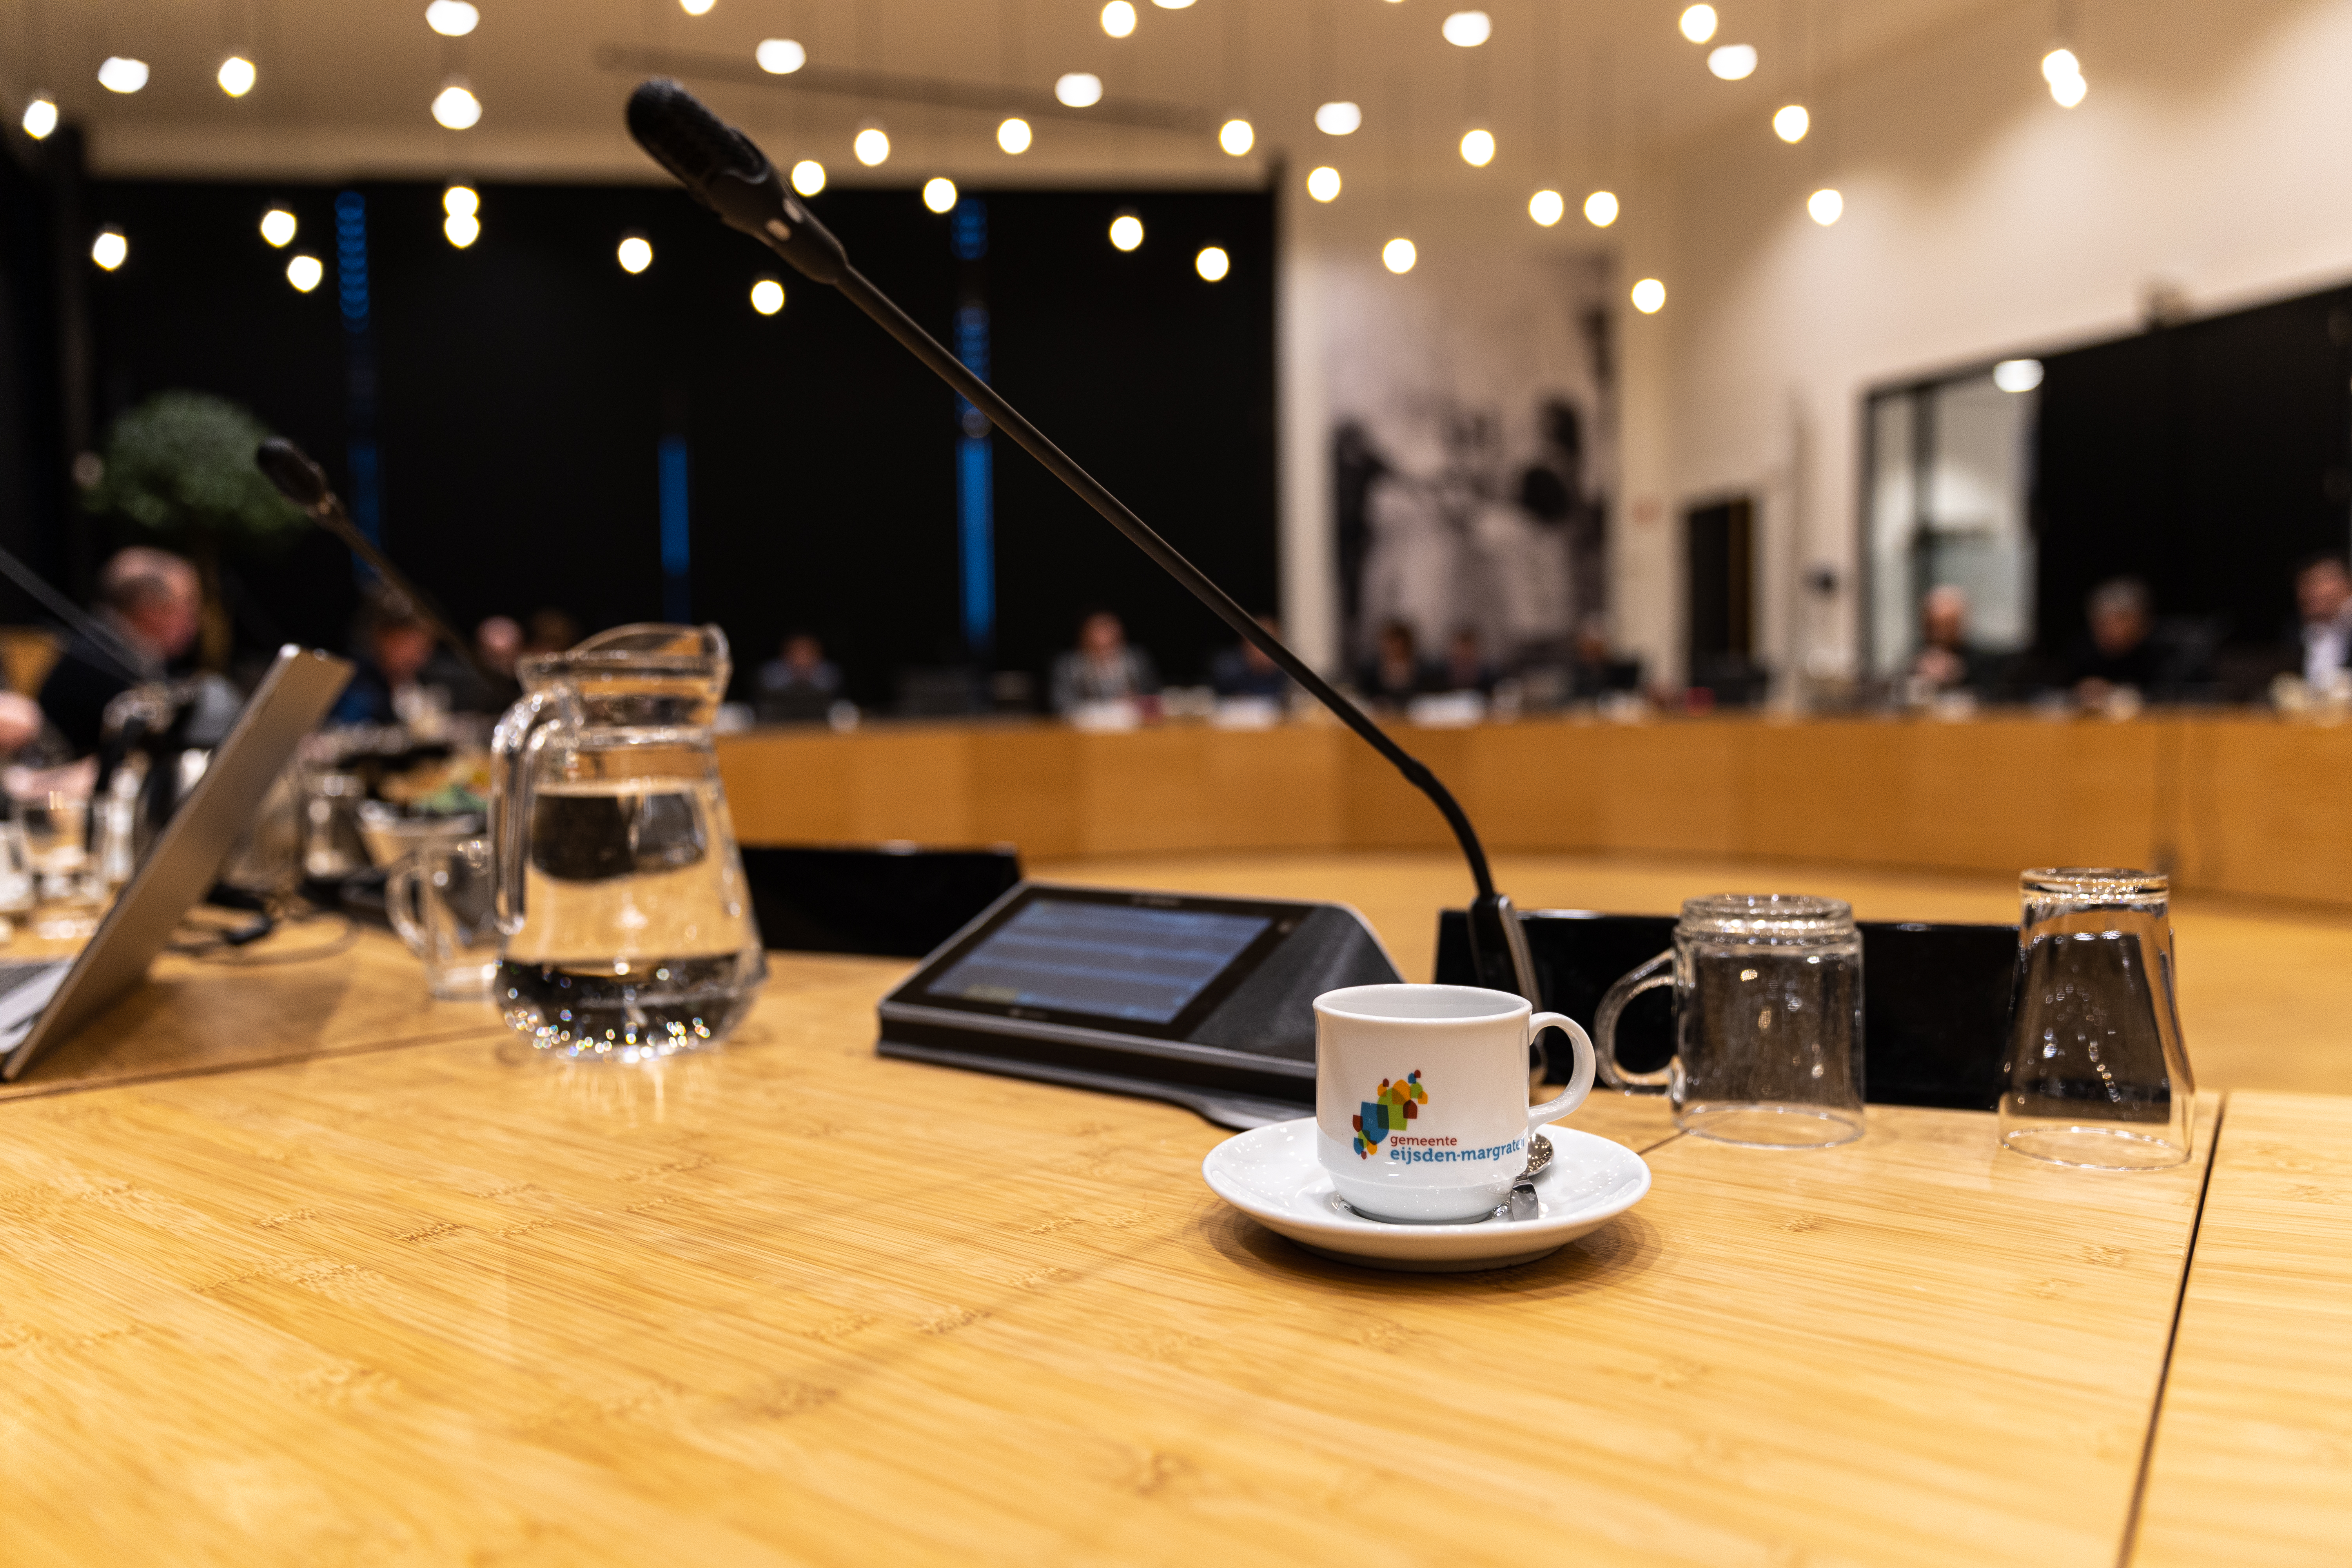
[714, 730, 857, 843]
[1074, 728, 1220, 856]
[1462, 718, 1603, 851]
[843, 728, 978, 845]
[1739, 720, 1916, 865]
[1897, 718, 2058, 875]
[2176, 717, 2352, 904]
[1595, 721, 1742, 856]
[1198, 726, 1348, 852]
[969, 727, 1083, 860]
[2051, 718, 2167, 872]
[1338, 724, 1470, 850]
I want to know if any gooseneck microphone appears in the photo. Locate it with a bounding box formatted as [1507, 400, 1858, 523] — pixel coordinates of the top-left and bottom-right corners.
[625, 78, 1540, 1004]
[255, 437, 502, 693]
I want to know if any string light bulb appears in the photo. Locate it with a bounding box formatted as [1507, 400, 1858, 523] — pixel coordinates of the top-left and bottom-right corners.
[1808, 187, 1843, 225]
[218, 56, 257, 97]
[680, 0, 715, 14]
[1102, 1, 1136, 38]
[1315, 101, 1362, 136]
[1459, 129, 1495, 167]
[756, 38, 806, 74]
[1773, 104, 1809, 142]
[432, 84, 481, 129]
[97, 58, 150, 94]
[1708, 44, 1758, 80]
[853, 127, 890, 166]
[1382, 238, 1416, 274]
[1528, 189, 1564, 227]
[1219, 119, 1254, 156]
[2043, 49, 2087, 106]
[445, 211, 480, 247]
[751, 278, 786, 314]
[1441, 11, 1492, 47]
[997, 117, 1032, 154]
[1306, 166, 1342, 202]
[1109, 213, 1144, 251]
[91, 229, 128, 271]
[1679, 5, 1718, 43]
[617, 235, 653, 273]
[1196, 246, 1229, 282]
[425, 1, 479, 37]
[443, 184, 479, 217]
[791, 160, 826, 195]
[1584, 190, 1619, 227]
[260, 209, 297, 247]
[923, 177, 958, 214]
[21, 97, 58, 140]
[1630, 278, 1666, 313]
[1055, 73, 1103, 108]
[286, 254, 323, 292]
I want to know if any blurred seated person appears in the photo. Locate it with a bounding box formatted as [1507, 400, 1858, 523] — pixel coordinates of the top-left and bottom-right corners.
[1907, 584, 2008, 696]
[1566, 615, 1642, 699]
[1356, 621, 1437, 709]
[756, 632, 842, 723]
[2061, 577, 2163, 706]
[2292, 553, 2352, 688]
[1051, 610, 1160, 714]
[1209, 613, 1290, 700]
[1440, 628, 1500, 697]
[38, 546, 201, 756]
[331, 587, 437, 728]
[523, 607, 581, 657]
[435, 614, 524, 715]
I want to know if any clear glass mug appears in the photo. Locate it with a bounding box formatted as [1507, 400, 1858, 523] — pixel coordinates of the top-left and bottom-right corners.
[387, 829, 500, 1000]
[1998, 868, 2195, 1169]
[491, 624, 766, 1061]
[1593, 894, 1866, 1148]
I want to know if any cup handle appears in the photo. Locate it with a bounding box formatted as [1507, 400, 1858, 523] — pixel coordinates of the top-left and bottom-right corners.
[1525, 1011, 1596, 1133]
[384, 857, 428, 958]
[1595, 949, 1676, 1092]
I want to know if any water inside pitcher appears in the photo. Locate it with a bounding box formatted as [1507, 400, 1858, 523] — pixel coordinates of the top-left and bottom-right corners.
[490, 624, 765, 1060]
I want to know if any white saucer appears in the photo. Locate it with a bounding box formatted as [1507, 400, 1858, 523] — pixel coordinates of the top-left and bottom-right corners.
[1201, 1118, 1651, 1272]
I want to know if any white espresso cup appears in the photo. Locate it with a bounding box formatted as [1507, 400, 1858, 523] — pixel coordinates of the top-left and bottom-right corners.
[1314, 983, 1597, 1223]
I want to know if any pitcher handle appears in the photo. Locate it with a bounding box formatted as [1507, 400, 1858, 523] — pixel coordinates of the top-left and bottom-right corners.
[1595, 950, 1677, 1092]
[385, 855, 428, 956]
[489, 688, 573, 936]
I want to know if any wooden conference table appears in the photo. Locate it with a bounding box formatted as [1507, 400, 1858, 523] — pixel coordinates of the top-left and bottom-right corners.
[0, 887, 2343, 1563]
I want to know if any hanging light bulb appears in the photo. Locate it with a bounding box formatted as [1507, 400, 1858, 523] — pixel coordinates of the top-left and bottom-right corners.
[1382, 238, 1416, 274]
[21, 97, 59, 140]
[1708, 44, 1758, 80]
[425, 1, 480, 37]
[432, 83, 482, 129]
[443, 184, 479, 217]
[1584, 190, 1619, 227]
[218, 56, 257, 97]
[680, 0, 716, 14]
[1528, 189, 1565, 227]
[97, 58, 150, 94]
[1196, 246, 1230, 282]
[2043, 47, 2086, 106]
[1315, 101, 1362, 136]
[1219, 119, 1254, 156]
[260, 209, 297, 247]
[617, 235, 653, 273]
[1459, 129, 1495, 167]
[791, 160, 826, 195]
[751, 278, 786, 315]
[854, 127, 890, 166]
[1808, 188, 1843, 225]
[1108, 213, 1144, 251]
[1306, 166, 1342, 202]
[1055, 73, 1103, 108]
[286, 254, 323, 292]
[91, 228, 129, 271]
[756, 38, 806, 74]
[997, 117, 1033, 154]
[1679, 5, 1718, 44]
[1773, 104, 1809, 143]
[1441, 11, 1492, 47]
[923, 177, 958, 214]
[1102, 1, 1136, 38]
[1630, 278, 1666, 313]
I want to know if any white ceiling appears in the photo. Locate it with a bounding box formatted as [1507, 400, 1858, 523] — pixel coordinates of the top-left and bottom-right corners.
[10, 0, 2005, 189]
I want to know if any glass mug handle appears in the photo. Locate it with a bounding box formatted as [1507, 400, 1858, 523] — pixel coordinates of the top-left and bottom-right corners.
[1595, 950, 1676, 1092]
[1525, 1010, 1597, 1131]
[383, 856, 429, 958]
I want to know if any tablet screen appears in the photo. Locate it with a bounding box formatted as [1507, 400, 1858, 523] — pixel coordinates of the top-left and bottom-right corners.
[921, 897, 1272, 1024]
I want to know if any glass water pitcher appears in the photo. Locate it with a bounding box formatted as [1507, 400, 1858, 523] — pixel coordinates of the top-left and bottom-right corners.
[491, 624, 765, 1060]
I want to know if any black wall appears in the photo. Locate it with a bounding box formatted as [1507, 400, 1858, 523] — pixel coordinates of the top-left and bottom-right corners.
[73, 176, 1278, 705]
[2033, 286, 2352, 652]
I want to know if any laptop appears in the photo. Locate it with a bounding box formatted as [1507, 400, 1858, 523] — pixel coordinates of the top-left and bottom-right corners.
[0, 645, 353, 1082]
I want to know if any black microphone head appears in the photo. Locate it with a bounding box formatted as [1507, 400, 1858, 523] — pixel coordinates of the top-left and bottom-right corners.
[624, 78, 848, 285]
[255, 437, 331, 511]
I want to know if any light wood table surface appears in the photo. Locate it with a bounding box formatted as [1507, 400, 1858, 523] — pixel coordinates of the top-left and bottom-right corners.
[0, 927, 2225, 1565]
[2132, 1090, 2352, 1567]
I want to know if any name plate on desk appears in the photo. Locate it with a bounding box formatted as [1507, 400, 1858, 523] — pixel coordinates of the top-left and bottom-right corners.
[877, 882, 1401, 1128]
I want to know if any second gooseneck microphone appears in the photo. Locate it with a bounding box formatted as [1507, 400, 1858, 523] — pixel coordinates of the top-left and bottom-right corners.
[624, 78, 1540, 1003]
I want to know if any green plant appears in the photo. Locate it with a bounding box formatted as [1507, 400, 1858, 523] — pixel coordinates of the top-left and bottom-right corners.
[85, 390, 306, 549]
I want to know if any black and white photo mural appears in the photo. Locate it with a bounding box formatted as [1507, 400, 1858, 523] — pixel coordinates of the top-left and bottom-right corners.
[1327, 252, 1617, 679]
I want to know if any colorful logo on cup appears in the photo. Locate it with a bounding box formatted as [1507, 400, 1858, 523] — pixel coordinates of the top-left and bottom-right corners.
[1352, 1070, 1428, 1159]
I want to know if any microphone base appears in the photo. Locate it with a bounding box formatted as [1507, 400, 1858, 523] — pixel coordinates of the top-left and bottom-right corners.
[1468, 891, 1541, 1002]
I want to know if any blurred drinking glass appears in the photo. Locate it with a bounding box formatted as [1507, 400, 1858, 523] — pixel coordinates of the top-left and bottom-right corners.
[1998, 869, 2195, 1169]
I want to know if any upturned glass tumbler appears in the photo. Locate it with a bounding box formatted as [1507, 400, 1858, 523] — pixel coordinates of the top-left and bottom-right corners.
[1998, 869, 2196, 1170]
